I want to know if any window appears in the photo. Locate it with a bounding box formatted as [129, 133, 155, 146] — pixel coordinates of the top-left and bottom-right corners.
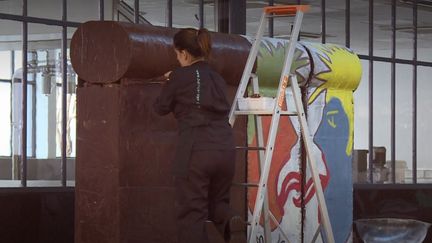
[0, 82, 11, 157]
[0, 0, 101, 187]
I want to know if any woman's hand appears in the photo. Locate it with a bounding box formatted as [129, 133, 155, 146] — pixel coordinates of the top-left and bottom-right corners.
[164, 71, 172, 81]
[145, 71, 172, 84]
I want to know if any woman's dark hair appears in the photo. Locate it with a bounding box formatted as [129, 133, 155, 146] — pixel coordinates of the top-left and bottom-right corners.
[173, 28, 212, 59]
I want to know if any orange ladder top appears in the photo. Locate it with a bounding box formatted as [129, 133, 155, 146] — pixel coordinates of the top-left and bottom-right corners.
[263, 5, 310, 15]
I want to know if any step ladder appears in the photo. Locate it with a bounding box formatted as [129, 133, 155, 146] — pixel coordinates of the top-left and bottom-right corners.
[228, 5, 335, 243]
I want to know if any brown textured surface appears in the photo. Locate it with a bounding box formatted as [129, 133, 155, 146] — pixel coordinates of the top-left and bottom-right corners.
[71, 21, 251, 86]
[76, 85, 121, 243]
[74, 21, 249, 243]
[76, 80, 247, 243]
[118, 82, 177, 188]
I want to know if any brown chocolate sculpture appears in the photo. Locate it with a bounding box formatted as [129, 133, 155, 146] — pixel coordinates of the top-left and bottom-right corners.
[72, 21, 248, 243]
[71, 21, 251, 86]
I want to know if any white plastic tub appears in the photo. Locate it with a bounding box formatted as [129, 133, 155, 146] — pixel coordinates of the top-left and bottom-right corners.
[238, 97, 275, 110]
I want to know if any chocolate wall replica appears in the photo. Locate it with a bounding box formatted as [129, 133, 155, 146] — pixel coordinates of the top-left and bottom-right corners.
[71, 21, 362, 243]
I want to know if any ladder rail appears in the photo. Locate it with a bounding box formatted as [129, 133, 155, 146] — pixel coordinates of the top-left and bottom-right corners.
[252, 76, 272, 243]
[311, 224, 321, 243]
[290, 76, 335, 243]
[247, 100, 282, 243]
[269, 212, 292, 243]
[228, 13, 267, 126]
[248, 9, 305, 243]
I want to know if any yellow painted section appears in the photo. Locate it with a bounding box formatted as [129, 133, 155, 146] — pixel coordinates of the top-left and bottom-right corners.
[308, 43, 362, 156]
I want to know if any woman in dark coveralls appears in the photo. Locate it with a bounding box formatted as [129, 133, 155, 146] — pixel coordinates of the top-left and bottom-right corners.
[153, 28, 246, 243]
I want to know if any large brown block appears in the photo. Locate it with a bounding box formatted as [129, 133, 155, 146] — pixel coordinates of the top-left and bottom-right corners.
[76, 82, 246, 243]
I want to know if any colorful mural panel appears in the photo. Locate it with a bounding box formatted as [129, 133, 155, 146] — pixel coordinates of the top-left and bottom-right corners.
[304, 43, 361, 243]
[245, 37, 362, 243]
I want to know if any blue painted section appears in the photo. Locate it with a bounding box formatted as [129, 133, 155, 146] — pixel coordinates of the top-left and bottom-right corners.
[314, 98, 353, 243]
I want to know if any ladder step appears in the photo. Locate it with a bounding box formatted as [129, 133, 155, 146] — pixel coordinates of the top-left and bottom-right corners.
[236, 146, 266, 151]
[232, 182, 259, 187]
[234, 110, 297, 116]
[265, 14, 297, 18]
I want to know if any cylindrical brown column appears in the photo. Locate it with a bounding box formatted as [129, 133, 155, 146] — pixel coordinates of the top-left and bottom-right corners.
[70, 21, 251, 86]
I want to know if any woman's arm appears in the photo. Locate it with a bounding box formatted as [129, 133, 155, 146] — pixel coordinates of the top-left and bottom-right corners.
[153, 71, 177, 115]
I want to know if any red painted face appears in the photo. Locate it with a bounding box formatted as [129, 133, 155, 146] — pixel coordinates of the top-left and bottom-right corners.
[248, 116, 298, 229]
[248, 116, 330, 230]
